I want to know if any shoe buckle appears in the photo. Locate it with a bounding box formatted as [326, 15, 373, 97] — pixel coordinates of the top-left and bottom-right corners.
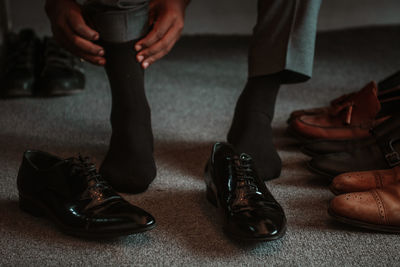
[385, 151, 400, 167]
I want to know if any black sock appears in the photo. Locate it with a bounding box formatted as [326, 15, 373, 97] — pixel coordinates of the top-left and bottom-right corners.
[100, 40, 156, 193]
[227, 74, 281, 180]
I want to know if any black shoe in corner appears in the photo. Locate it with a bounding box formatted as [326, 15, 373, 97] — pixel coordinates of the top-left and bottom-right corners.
[1, 29, 41, 98]
[17, 150, 156, 238]
[204, 142, 286, 241]
[36, 37, 85, 96]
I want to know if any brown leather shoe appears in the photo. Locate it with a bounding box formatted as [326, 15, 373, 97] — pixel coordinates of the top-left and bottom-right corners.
[287, 92, 357, 123]
[288, 71, 400, 124]
[328, 183, 400, 233]
[289, 82, 388, 141]
[330, 166, 400, 195]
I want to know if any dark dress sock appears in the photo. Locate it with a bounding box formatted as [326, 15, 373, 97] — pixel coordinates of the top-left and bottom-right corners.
[100, 40, 156, 194]
[227, 74, 281, 180]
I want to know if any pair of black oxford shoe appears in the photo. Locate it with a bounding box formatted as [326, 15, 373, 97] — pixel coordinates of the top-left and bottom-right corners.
[17, 143, 286, 241]
[302, 113, 400, 179]
[1, 29, 85, 98]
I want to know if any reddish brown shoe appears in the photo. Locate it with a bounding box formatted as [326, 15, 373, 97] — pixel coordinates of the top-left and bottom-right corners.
[288, 73, 400, 124]
[287, 92, 357, 123]
[330, 166, 400, 195]
[328, 183, 400, 233]
[289, 82, 389, 141]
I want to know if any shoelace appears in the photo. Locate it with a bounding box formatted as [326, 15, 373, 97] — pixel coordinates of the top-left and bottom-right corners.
[68, 155, 120, 212]
[69, 155, 110, 194]
[228, 154, 263, 212]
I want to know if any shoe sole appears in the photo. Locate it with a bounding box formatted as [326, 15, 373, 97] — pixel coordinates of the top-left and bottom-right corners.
[1, 88, 84, 98]
[328, 207, 400, 233]
[299, 145, 320, 157]
[35, 88, 84, 97]
[1, 89, 33, 98]
[306, 161, 336, 180]
[19, 194, 156, 239]
[205, 182, 287, 242]
[285, 126, 315, 144]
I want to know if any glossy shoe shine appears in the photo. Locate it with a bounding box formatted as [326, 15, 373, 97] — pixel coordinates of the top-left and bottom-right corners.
[17, 150, 156, 238]
[204, 142, 286, 241]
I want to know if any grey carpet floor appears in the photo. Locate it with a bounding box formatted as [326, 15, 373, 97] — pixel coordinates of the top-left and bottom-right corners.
[1, 26, 400, 266]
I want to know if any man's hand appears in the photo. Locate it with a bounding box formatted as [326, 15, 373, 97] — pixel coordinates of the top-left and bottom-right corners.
[135, 0, 189, 69]
[45, 0, 106, 65]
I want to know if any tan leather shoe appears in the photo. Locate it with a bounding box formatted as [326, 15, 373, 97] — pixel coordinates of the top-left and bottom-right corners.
[330, 166, 400, 195]
[287, 92, 357, 123]
[328, 183, 400, 233]
[289, 82, 388, 140]
[289, 71, 400, 124]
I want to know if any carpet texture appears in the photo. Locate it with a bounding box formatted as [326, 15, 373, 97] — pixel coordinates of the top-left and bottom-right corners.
[1, 25, 400, 266]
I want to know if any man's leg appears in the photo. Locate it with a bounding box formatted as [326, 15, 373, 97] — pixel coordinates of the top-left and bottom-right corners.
[228, 0, 322, 180]
[83, 0, 156, 193]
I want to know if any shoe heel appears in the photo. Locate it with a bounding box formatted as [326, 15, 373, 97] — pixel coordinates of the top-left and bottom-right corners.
[206, 186, 218, 207]
[19, 195, 45, 217]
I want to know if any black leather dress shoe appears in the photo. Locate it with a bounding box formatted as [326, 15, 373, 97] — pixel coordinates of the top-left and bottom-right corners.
[2, 29, 41, 97]
[36, 37, 85, 96]
[17, 150, 156, 238]
[204, 142, 286, 241]
[307, 116, 400, 179]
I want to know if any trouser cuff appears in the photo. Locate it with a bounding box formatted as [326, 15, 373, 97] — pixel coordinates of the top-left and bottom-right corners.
[83, 3, 149, 43]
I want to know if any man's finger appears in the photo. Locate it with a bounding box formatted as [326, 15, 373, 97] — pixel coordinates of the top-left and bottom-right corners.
[55, 29, 105, 66]
[137, 24, 181, 63]
[74, 49, 106, 66]
[141, 39, 176, 68]
[135, 15, 174, 51]
[63, 24, 105, 56]
[141, 44, 173, 69]
[67, 12, 99, 41]
[148, 8, 156, 26]
[81, 54, 106, 66]
[72, 35, 105, 56]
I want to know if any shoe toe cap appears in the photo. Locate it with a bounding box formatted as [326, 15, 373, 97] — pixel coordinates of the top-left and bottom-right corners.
[228, 208, 286, 240]
[110, 202, 156, 229]
[329, 191, 379, 224]
[4, 72, 35, 92]
[331, 171, 376, 195]
[86, 201, 156, 235]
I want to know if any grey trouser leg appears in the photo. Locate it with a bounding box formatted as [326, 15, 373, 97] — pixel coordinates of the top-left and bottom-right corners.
[249, 0, 322, 83]
[81, 0, 150, 42]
